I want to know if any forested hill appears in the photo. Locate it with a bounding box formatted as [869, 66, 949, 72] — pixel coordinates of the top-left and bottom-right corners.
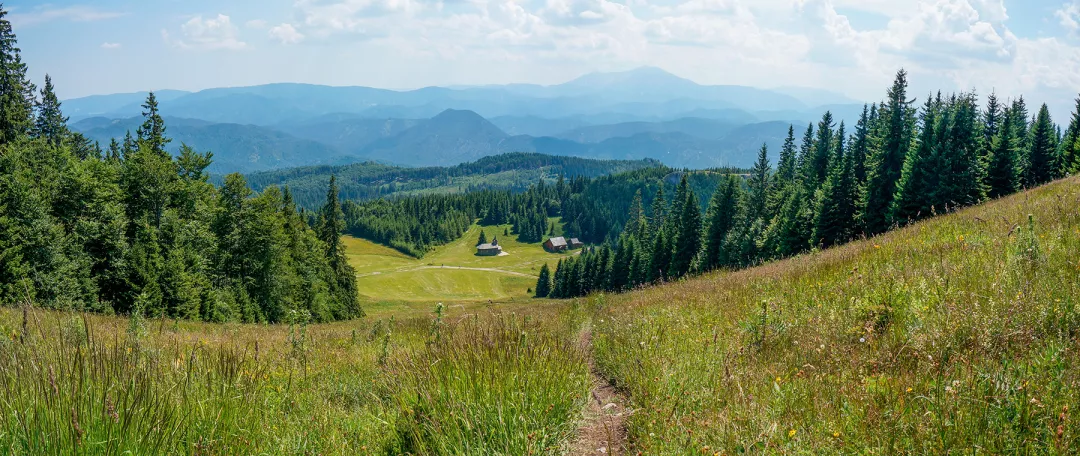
[242, 152, 662, 209]
[0, 10, 360, 323]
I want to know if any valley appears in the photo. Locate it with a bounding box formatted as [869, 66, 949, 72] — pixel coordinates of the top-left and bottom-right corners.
[342, 221, 574, 318]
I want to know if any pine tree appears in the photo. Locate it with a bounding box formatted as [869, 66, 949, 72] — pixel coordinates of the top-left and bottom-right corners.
[702, 177, 739, 271]
[477, 230, 488, 246]
[319, 176, 345, 261]
[797, 123, 814, 182]
[1060, 97, 1080, 176]
[813, 121, 856, 247]
[851, 105, 871, 186]
[0, 6, 35, 144]
[1024, 104, 1056, 187]
[648, 183, 666, 235]
[747, 144, 771, 222]
[137, 92, 170, 157]
[810, 111, 835, 187]
[535, 263, 552, 298]
[987, 104, 1020, 198]
[669, 188, 702, 278]
[864, 69, 915, 235]
[776, 125, 798, 185]
[892, 96, 939, 223]
[33, 74, 68, 146]
[983, 92, 1002, 166]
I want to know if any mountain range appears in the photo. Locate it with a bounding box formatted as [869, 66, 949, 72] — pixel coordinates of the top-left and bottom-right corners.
[66, 66, 865, 172]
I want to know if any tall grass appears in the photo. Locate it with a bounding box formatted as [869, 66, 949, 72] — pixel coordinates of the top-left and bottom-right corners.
[591, 177, 1080, 454]
[0, 303, 589, 454]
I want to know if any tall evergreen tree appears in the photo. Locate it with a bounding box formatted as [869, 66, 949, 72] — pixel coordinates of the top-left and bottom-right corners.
[776, 125, 798, 185]
[1024, 104, 1056, 187]
[809, 111, 835, 187]
[669, 188, 702, 278]
[702, 177, 739, 271]
[850, 104, 871, 186]
[1060, 97, 1080, 176]
[747, 144, 771, 222]
[534, 263, 552, 298]
[813, 122, 856, 247]
[137, 92, 170, 157]
[0, 6, 34, 144]
[32, 74, 68, 146]
[987, 104, 1021, 198]
[863, 69, 915, 235]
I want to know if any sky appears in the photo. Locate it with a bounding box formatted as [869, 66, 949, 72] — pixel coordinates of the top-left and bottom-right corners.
[7, 0, 1080, 117]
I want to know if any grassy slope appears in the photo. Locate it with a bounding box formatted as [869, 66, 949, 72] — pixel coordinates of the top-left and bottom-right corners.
[591, 176, 1080, 453]
[345, 220, 574, 318]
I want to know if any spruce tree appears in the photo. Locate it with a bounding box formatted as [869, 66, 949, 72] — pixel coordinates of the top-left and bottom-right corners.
[1024, 104, 1056, 187]
[892, 96, 939, 222]
[776, 125, 798, 185]
[535, 263, 552, 298]
[983, 92, 1002, 166]
[477, 230, 488, 246]
[702, 177, 739, 271]
[33, 74, 68, 146]
[669, 188, 702, 278]
[137, 92, 170, 157]
[987, 104, 1020, 198]
[810, 111, 835, 187]
[747, 144, 771, 222]
[813, 122, 856, 247]
[0, 6, 34, 144]
[864, 69, 915, 235]
[1060, 97, 1080, 176]
[850, 105, 871, 186]
[648, 183, 665, 235]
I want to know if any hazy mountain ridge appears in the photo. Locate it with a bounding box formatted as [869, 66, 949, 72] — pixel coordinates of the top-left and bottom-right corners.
[66, 67, 862, 171]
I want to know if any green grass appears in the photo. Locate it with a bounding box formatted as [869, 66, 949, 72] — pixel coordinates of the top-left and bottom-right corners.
[345, 220, 574, 317]
[4, 178, 1078, 454]
[588, 176, 1080, 454]
[0, 303, 589, 455]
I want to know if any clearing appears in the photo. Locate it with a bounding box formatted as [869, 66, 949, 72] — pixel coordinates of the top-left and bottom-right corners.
[344, 220, 576, 317]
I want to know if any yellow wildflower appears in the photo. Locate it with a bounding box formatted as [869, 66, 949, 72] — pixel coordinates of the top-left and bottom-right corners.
[788, 429, 797, 438]
[833, 431, 840, 438]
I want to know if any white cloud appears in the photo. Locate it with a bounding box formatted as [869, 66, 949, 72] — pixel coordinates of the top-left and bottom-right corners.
[246, 19, 269, 29]
[100, 42, 121, 49]
[8, 5, 125, 26]
[269, 23, 305, 44]
[165, 14, 248, 51]
[1057, 2, 1080, 34]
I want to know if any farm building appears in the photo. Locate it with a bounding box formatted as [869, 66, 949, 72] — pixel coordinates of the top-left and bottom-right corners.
[569, 238, 585, 249]
[476, 237, 503, 256]
[544, 237, 568, 252]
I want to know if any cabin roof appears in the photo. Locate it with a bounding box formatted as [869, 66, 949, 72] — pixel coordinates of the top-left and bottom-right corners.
[547, 237, 567, 247]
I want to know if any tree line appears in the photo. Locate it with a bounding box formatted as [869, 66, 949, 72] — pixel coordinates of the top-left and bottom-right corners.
[538, 70, 1080, 298]
[0, 8, 360, 322]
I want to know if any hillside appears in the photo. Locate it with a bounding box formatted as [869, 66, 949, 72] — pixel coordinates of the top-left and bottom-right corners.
[243, 152, 662, 208]
[591, 176, 1080, 453]
[358, 109, 511, 166]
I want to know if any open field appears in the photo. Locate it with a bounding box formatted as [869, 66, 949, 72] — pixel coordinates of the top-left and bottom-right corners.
[344, 220, 574, 317]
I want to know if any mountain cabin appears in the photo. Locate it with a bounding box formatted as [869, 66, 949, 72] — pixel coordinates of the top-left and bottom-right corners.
[569, 238, 585, 250]
[544, 237, 568, 252]
[476, 237, 503, 256]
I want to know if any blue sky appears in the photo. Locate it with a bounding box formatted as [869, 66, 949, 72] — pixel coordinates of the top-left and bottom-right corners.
[8, 0, 1080, 117]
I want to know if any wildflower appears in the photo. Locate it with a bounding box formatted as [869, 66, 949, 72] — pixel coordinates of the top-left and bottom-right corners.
[906, 387, 913, 393]
[859, 337, 866, 343]
[833, 431, 840, 438]
[775, 377, 782, 383]
[788, 429, 796, 438]
[873, 244, 881, 249]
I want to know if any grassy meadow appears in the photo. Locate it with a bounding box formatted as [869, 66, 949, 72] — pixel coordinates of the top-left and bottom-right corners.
[590, 176, 1080, 453]
[0, 177, 1076, 454]
[345, 220, 573, 317]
